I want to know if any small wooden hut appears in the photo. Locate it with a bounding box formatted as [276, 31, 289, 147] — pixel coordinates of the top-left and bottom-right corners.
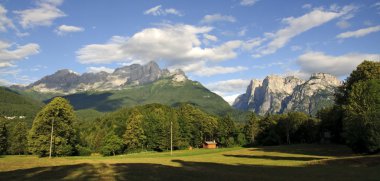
[203, 141, 217, 149]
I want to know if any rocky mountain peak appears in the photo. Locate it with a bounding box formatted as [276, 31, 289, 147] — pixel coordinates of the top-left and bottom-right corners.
[233, 73, 342, 115]
[19, 61, 187, 94]
[309, 73, 341, 86]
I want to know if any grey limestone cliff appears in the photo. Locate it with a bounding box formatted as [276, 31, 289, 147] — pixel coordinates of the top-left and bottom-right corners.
[232, 73, 341, 115]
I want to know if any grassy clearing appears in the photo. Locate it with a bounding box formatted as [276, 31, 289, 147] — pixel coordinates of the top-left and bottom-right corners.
[0, 144, 379, 181]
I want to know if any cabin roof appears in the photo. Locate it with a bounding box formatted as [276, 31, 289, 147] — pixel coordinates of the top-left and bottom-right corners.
[204, 141, 217, 145]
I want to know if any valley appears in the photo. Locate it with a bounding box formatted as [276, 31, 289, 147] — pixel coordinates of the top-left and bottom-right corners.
[0, 0, 379, 180]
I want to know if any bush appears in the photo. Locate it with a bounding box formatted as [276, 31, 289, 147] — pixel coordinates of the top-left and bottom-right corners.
[77, 145, 92, 156]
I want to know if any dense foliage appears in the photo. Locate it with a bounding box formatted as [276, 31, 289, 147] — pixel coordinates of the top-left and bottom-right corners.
[318, 61, 380, 153]
[0, 118, 8, 155]
[0, 87, 44, 124]
[9, 122, 28, 155]
[28, 97, 78, 157]
[0, 60, 378, 156]
[247, 112, 320, 146]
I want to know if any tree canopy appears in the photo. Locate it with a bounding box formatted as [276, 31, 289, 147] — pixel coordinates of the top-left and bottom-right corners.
[28, 97, 78, 157]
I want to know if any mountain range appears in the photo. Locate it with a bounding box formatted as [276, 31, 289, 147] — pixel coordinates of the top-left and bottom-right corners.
[13, 61, 184, 94]
[5, 61, 342, 119]
[233, 73, 341, 115]
[9, 61, 232, 117]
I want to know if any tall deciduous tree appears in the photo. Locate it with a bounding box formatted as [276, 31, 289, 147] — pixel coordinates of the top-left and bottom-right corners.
[278, 112, 308, 144]
[336, 60, 380, 105]
[343, 79, 380, 153]
[124, 109, 146, 152]
[28, 97, 78, 157]
[100, 133, 124, 156]
[331, 60, 380, 153]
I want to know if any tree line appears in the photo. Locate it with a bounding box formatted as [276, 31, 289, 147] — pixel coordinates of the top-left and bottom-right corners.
[0, 60, 378, 156]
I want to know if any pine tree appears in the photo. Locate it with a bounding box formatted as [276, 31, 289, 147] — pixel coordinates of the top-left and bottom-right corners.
[9, 122, 28, 155]
[217, 115, 237, 147]
[0, 118, 8, 155]
[123, 109, 146, 152]
[28, 97, 78, 157]
[244, 113, 260, 145]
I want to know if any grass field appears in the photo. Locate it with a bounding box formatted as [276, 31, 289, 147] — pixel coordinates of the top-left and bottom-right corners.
[1, 144, 379, 181]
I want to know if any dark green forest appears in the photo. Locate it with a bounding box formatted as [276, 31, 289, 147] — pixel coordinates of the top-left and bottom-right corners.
[0, 61, 379, 156]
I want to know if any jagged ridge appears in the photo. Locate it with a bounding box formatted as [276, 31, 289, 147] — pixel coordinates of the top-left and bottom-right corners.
[13, 61, 186, 94]
[233, 73, 341, 115]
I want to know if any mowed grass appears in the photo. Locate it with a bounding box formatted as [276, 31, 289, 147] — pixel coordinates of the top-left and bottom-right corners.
[0, 144, 379, 181]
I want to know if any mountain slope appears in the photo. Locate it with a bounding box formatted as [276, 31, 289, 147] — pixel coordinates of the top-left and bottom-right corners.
[0, 87, 44, 121]
[233, 73, 341, 115]
[14, 61, 167, 94]
[53, 78, 232, 116]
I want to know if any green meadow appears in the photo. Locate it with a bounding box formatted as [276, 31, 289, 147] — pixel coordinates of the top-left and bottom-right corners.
[1, 144, 379, 181]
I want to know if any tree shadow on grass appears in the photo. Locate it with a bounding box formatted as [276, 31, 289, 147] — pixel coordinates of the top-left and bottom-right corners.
[112, 159, 380, 181]
[0, 163, 98, 181]
[1, 157, 380, 181]
[250, 144, 354, 157]
[223, 154, 325, 161]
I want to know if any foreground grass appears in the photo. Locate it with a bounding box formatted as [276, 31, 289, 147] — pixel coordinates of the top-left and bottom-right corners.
[0, 144, 379, 180]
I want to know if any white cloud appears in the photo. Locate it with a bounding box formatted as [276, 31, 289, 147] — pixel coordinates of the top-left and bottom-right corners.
[0, 4, 15, 32]
[169, 61, 247, 77]
[86, 66, 114, 73]
[55, 24, 84, 35]
[203, 34, 218, 42]
[0, 40, 40, 68]
[302, 4, 312, 9]
[190, 65, 247, 77]
[144, 5, 182, 16]
[336, 25, 380, 39]
[242, 37, 265, 51]
[0, 78, 12, 86]
[14, 0, 66, 28]
[205, 79, 250, 105]
[206, 79, 250, 92]
[336, 20, 351, 29]
[297, 51, 380, 77]
[238, 27, 248, 36]
[200, 14, 236, 24]
[240, 0, 259, 6]
[373, 2, 380, 14]
[251, 5, 355, 57]
[77, 24, 242, 67]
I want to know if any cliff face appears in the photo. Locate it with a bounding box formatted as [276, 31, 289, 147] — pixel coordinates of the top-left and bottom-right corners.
[232, 73, 341, 115]
[16, 61, 187, 94]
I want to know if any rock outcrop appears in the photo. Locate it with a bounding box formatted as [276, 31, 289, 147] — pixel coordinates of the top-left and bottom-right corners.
[233, 73, 341, 115]
[15, 61, 187, 94]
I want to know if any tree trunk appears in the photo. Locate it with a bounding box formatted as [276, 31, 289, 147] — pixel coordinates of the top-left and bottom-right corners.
[286, 132, 290, 144]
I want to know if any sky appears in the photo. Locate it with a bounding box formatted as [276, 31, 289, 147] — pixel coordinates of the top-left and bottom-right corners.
[0, 0, 380, 104]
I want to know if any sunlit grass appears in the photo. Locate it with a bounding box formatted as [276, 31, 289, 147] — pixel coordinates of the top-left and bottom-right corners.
[1, 144, 379, 180]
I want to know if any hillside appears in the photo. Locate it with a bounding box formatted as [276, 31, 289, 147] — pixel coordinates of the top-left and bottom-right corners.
[0, 87, 44, 122]
[55, 78, 232, 116]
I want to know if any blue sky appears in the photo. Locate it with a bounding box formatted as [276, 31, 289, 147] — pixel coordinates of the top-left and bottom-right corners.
[1, 0, 380, 103]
